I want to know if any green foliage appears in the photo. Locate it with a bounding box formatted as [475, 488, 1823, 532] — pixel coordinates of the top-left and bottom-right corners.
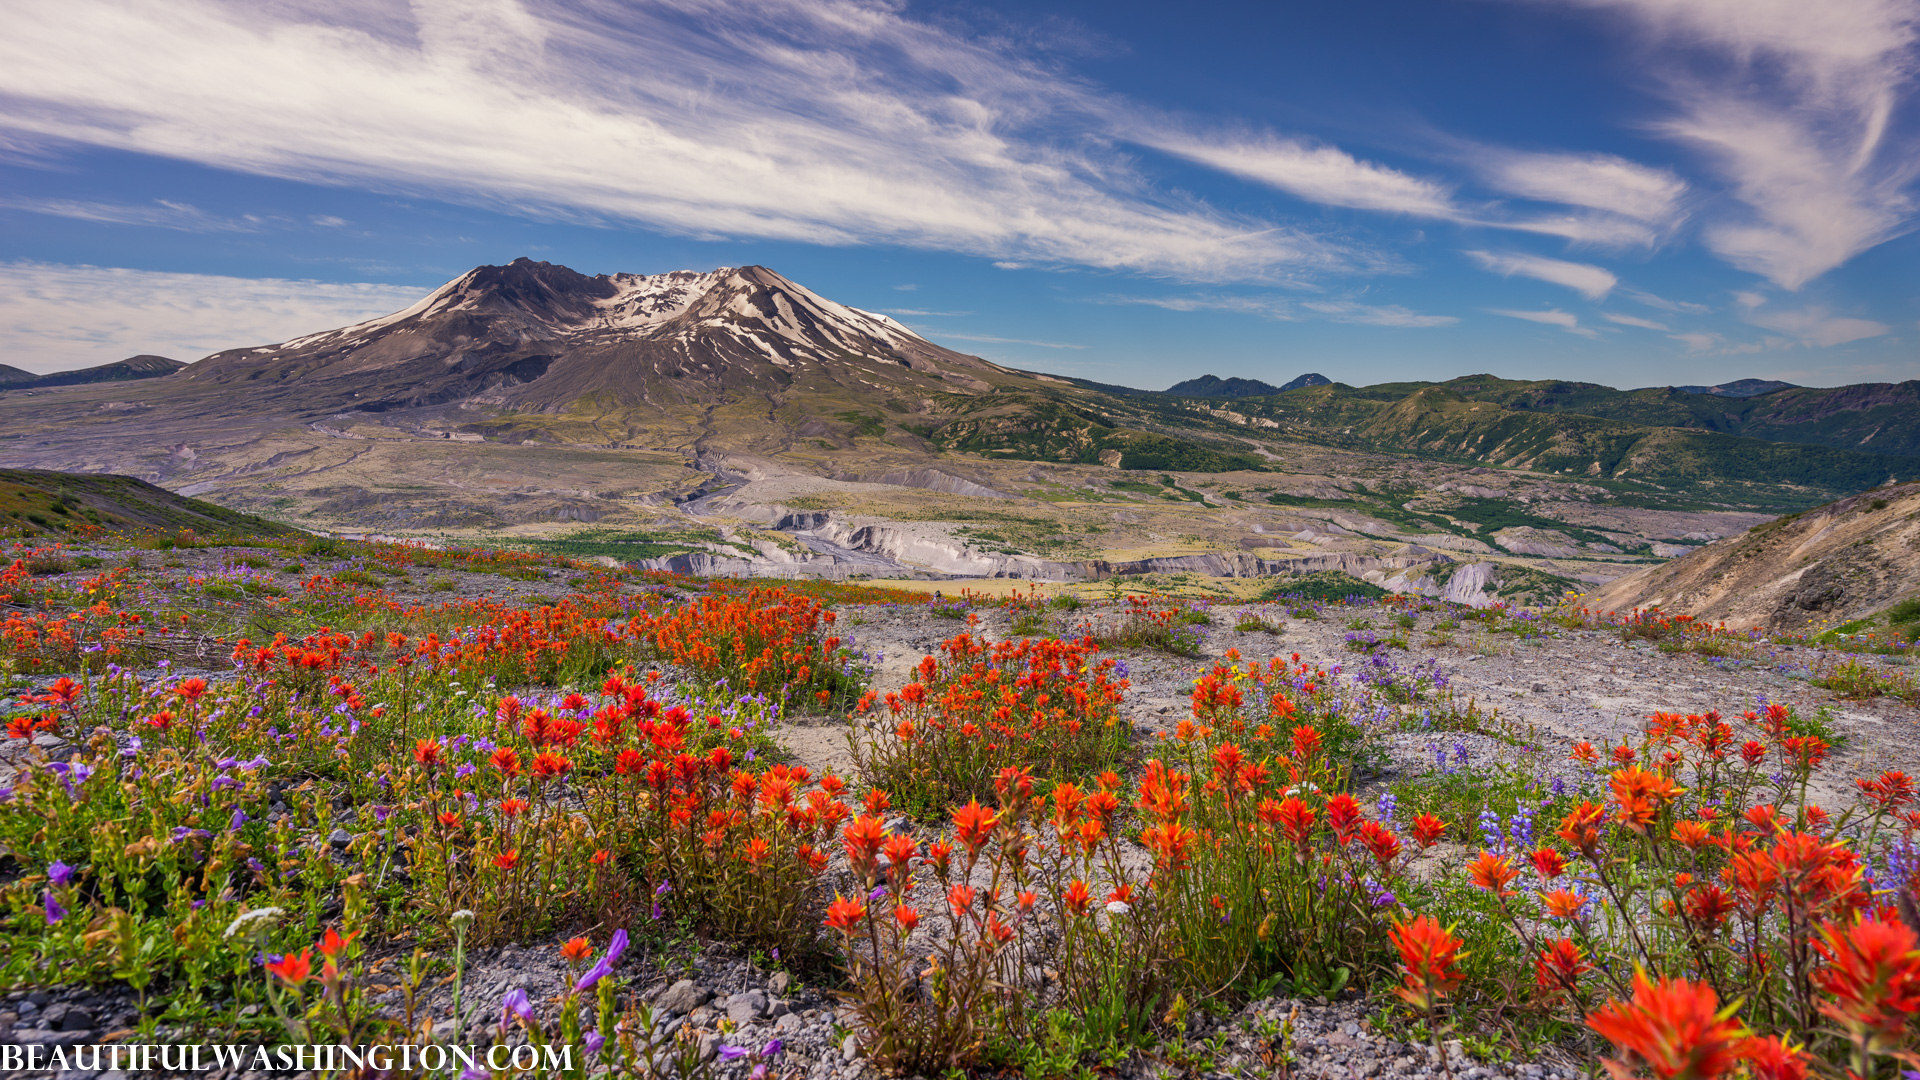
[1258, 571, 1387, 604]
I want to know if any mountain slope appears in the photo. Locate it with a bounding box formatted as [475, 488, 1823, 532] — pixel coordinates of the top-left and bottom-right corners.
[0, 468, 297, 538]
[1588, 481, 1920, 631]
[0, 355, 185, 390]
[1429, 375, 1920, 458]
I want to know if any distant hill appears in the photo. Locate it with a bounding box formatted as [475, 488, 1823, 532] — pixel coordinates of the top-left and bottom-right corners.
[0, 469, 298, 539]
[1165, 372, 1329, 398]
[0, 355, 184, 390]
[1670, 379, 1796, 398]
[1416, 374, 1920, 458]
[1589, 480, 1920, 631]
[1165, 374, 1282, 398]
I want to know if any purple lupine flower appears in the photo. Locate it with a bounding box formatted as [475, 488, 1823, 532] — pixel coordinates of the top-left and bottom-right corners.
[44, 890, 66, 924]
[48, 860, 74, 887]
[229, 807, 248, 832]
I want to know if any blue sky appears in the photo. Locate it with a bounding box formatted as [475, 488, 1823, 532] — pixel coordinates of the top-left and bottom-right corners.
[1, 0, 1916, 390]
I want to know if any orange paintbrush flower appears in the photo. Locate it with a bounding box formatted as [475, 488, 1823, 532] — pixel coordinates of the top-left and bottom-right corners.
[1586, 972, 1747, 1080]
[952, 800, 999, 857]
[560, 937, 593, 961]
[1467, 851, 1520, 897]
[266, 948, 313, 986]
[1535, 937, 1590, 994]
[841, 815, 887, 878]
[1410, 812, 1447, 849]
[493, 849, 519, 870]
[1811, 916, 1920, 1054]
[1060, 880, 1093, 917]
[1388, 915, 1466, 1011]
[824, 894, 867, 934]
[1539, 888, 1589, 920]
[1529, 847, 1567, 881]
[413, 738, 442, 767]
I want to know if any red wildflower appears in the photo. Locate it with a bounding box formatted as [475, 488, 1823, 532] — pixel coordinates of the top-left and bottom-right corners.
[1389, 915, 1466, 1011]
[267, 949, 313, 986]
[175, 677, 207, 702]
[824, 895, 867, 934]
[413, 738, 442, 767]
[1811, 916, 1920, 1053]
[316, 926, 358, 959]
[1530, 847, 1567, 881]
[894, 906, 920, 932]
[952, 800, 999, 856]
[493, 849, 519, 870]
[1324, 792, 1362, 844]
[1467, 851, 1520, 897]
[1061, 880, 1093, 917]
[1535, 937, 1590, 994]
[1738, 1036, 1808, 1080]
[1358, 820, 1402, 868]
[841, 815, 887, 878]
[531, 750, 572, 779]
[560, 937, 593, 961]
[489, 747, 522, 776]
[1586, 973, 1747, 1080]
[1410, 812, 1447, 849]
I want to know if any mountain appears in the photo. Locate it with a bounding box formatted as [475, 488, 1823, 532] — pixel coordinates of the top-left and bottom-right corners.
[1164, 372, 1330, 398]
[0, 355, 185, 390]
[0, 467, 297, 539]
[1164, 375, 1282, 398]
[1415, 374, 1920, 458]
[1588, 481, 1920, 631]
[1670, 378, 1796, 397]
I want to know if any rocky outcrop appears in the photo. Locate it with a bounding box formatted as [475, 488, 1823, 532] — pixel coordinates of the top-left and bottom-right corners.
[1443, 562, 1502, 607]
[1588, 481, 1920, 630]
[1492, 526, 1580, 557]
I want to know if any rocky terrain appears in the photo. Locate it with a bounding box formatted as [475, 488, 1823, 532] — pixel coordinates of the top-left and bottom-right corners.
[1592, 479, 1920, 632]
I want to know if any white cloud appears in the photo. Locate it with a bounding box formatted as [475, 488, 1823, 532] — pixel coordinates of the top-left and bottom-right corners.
[1297, 301, 1460, 327]
[1487, 307, 1600, 337]
[1743, 303, 1891, 347]
[918, 331, 1084, 349]
[1096, 293, 1455, 327]
[1463, 250, 1619, 299]
[0, 196, 262, 232]
[1669, 331, 1721, 352]
[1482, 151, 1689, 223]
[0, 261, 426, 373]
[1623, 287, 1711, 313]
[1542, 0, 1920, 287]
[1602, 312, 1671, 330]
[1141, 133, 1460, 217]
[0, 0, 1360, 284]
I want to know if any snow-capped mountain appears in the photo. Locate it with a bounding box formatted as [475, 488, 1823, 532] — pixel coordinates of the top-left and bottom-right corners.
[183, 259, 1001, 414]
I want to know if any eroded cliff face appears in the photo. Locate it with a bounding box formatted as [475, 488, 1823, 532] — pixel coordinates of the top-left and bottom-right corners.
[636, 510, 1465, 589]
[1589, 482, 1920, 630]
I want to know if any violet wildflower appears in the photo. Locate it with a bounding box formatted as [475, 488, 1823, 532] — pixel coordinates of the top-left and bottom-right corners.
[502, 987, 534, 1023]
[44, 890, 66, 924]
[48, 860, 74, 887]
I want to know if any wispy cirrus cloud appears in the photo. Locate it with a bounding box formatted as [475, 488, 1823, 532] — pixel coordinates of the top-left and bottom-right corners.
[1602, 311, 1671, 330]
[1463, 250, 1619, 299]
[1487, 306, 1601, 337]
[1096, 293, 1456, 327]
[1139, 133, 1461, 217]
[1734, 292, 1891, 346]
[0, 261, 427, 372]
[0, 0, 1370, 284]
[1538, 0, 1920, 288]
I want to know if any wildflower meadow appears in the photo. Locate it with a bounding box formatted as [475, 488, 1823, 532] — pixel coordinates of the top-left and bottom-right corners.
[2, 530, 1918, 1079]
